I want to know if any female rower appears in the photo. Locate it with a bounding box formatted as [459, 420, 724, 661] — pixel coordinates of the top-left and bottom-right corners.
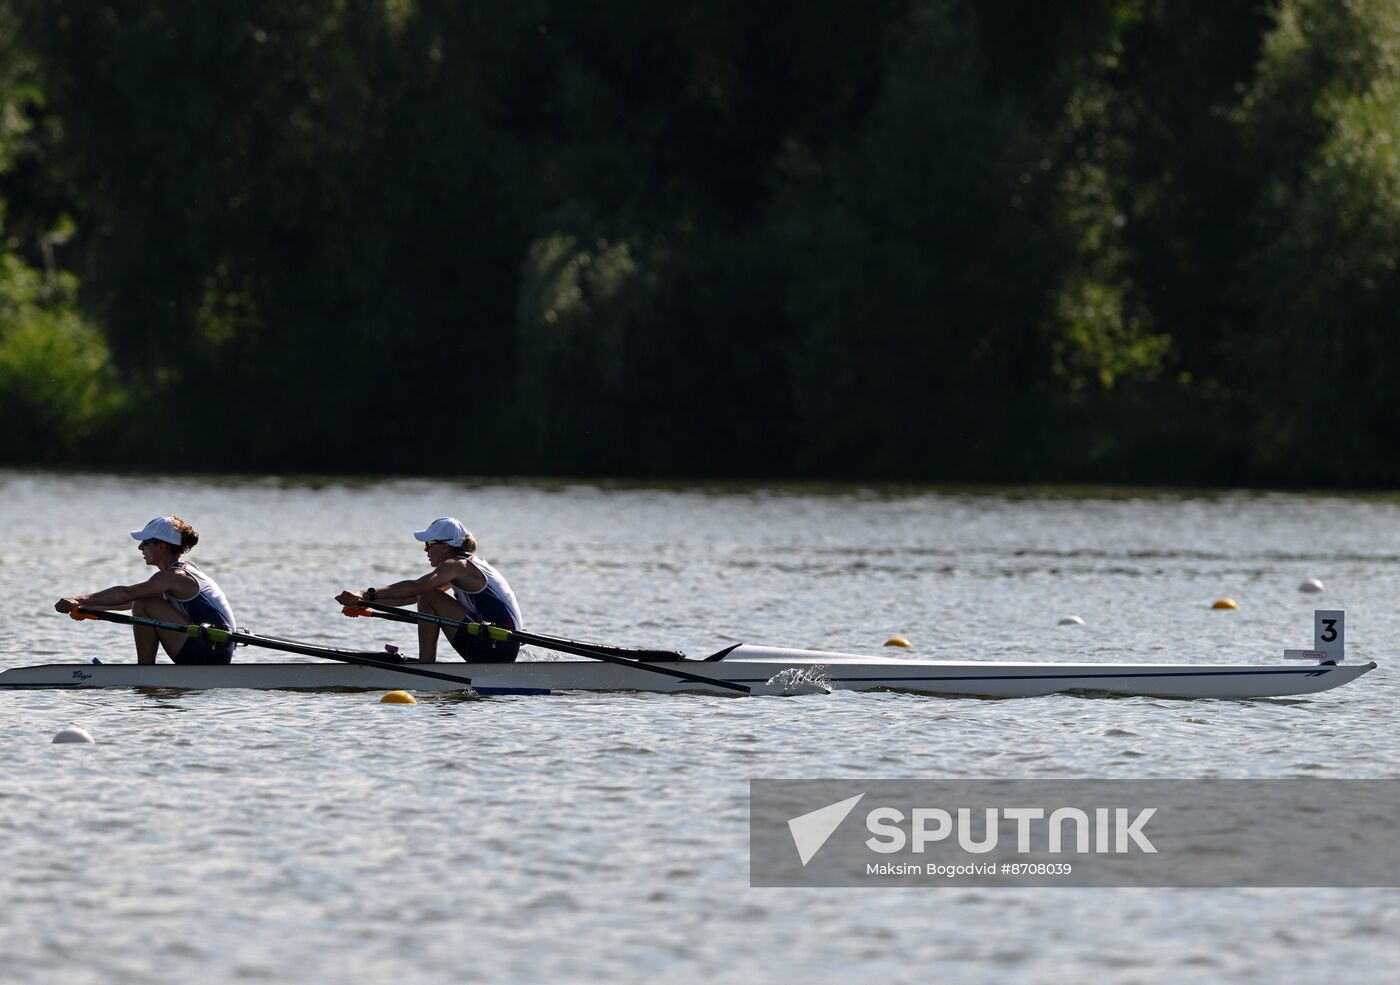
[335, 516, 523, 663]
[54, 516, 237, 665]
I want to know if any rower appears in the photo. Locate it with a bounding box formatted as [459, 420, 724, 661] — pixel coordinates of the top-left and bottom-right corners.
[335, 517, 524, 663]
[54, 516, 237, 665]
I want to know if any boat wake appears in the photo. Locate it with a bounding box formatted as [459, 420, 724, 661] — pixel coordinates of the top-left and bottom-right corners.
[752, 666, 834, 697]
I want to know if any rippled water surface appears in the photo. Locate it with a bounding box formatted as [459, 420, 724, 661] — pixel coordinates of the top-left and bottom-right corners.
[2, 471, 1396, 983]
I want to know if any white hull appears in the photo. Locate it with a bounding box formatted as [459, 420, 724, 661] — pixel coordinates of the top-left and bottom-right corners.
[0, 644, 1377, 699]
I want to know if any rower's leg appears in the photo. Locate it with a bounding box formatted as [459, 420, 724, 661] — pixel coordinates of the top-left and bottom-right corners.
[132, 598, 193, 663]
[132, 609, 158, 665]
[417, 588, 470, 663]
[416, 613, 439, 664]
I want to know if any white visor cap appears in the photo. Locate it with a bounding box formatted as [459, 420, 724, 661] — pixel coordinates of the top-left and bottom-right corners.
[413, 517, 470, 548]
[130, 516, 183, 546]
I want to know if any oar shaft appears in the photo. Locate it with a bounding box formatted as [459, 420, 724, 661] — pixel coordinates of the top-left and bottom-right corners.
[350, 601, 749, 694]
[71, 607, 475, 688]
[351, 604, 683, 660]
[73, 607, 233, 642]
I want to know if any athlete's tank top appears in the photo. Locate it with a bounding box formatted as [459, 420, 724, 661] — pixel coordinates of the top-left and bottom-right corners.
[451, 555, 522, 630]
[163, 560, 237, 631]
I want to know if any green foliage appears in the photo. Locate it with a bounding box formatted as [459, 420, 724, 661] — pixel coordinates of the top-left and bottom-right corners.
[0, 0, 122, 460]
[1, 0, 1399, 484]
[1048, 65, 1170, 399]
[513, 230, 651, 466]
[1232, 0, 1400, 482]
[0, 256, 123, 457]
[780, 0, 1145, 477]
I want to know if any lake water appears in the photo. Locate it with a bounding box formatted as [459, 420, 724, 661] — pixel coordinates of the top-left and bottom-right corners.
[1, 470, 1396, 983]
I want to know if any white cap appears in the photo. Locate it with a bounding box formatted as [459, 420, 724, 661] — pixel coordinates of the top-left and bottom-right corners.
[413, 517, 471, 548]
[130, 516, 182, 546]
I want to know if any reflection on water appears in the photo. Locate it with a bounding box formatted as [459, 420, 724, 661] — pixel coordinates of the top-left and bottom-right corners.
[0, 470, 1395, 983]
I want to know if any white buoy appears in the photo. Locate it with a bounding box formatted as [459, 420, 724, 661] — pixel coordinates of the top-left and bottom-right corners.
[1058, 615, 1085, 626]
[1299, 578, 1324, 593]
[52, 727, 94, 745]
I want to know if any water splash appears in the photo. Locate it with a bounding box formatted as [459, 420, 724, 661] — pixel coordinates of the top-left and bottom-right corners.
[753, 666, 834, 697]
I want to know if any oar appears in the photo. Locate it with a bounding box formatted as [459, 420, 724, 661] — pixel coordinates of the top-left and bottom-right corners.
[343, 601, 751, 694]
[69, 607, 476, 689]
[343, 605, 686, 661]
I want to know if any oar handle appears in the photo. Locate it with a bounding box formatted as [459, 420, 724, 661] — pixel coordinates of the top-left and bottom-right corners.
[343, 606, 417, 623]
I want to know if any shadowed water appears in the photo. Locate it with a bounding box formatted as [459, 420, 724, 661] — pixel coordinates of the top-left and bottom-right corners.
[1, 471, 1395, 983]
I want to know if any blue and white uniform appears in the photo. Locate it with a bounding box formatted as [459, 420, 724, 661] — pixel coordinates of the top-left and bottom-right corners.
[163, 560, 236, 664]
[449, 555, 523, 662]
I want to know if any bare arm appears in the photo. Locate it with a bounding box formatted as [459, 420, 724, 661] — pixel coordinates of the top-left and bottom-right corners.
[336, 559, 482, 607]
[369, 569, 452, 605]
[55, 569, 195, 613]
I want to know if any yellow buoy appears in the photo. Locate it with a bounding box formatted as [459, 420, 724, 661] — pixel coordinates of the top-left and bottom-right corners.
[1211, 598, 1239, 610]
[381, 690, 417, 704]
[883, 635, 913, 648]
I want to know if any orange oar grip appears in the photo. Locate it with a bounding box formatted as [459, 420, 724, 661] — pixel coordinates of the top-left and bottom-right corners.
[69, 610, 98, 620]
[342, 606, 372, 617]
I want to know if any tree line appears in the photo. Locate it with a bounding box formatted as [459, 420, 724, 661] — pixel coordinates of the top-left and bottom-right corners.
[1, 0, 1397, 484]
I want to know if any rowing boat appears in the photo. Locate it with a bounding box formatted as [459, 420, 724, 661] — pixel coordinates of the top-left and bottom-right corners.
[13, 607, 1377, 699]
[0, 644, 1376, 698]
